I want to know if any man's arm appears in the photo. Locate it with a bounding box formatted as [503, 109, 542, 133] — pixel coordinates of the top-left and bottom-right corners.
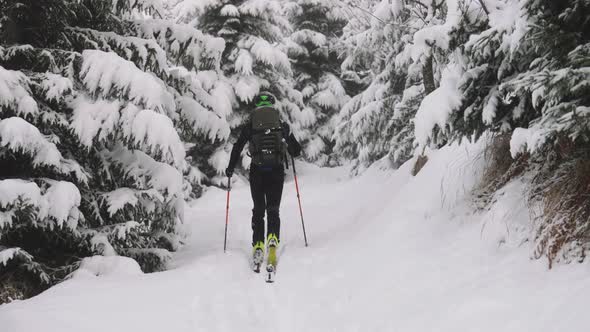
[226, 124, 251, 176]
[282, 123, 302, 157]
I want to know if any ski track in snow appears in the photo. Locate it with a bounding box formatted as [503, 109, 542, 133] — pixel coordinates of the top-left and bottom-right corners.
[1, 144, 590, 332]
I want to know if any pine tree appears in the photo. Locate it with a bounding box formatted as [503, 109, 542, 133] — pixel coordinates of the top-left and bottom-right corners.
[284, 0, 349, 165]
[0, 0, 225, 298]
[408, 0, 590, 265]
[413, 0, 590, 152]
[173, 0, 303, 174]
[334, 0, 434, 169]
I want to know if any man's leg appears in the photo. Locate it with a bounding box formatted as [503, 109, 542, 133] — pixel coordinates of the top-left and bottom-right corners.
[250, 171, 266, 246]
[265, 170, 285, 242]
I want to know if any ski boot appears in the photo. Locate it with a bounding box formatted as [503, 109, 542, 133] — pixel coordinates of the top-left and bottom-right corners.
[252, 241, 264, 273]
[266, 234, 278, 283]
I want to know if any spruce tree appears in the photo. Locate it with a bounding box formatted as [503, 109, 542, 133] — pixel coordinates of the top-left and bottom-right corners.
[334, 0, 432, 169]
[408, 0, 590, 265]
[0, 0, 225, 298]
[284, 0, 349, 165]
[173, 0, 303, 174]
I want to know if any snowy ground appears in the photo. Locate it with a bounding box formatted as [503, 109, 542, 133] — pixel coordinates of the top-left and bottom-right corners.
[1, 141, 590, 332]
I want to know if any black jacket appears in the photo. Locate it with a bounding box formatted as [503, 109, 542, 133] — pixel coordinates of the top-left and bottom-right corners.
[228, 121, 302, 171]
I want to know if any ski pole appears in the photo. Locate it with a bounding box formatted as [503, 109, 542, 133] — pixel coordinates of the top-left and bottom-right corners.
[224, 176, 231, 253]
[291, 156, 308, 247]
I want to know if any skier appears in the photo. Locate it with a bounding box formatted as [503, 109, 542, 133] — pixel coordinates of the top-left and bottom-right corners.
[225, 92, 302, 276]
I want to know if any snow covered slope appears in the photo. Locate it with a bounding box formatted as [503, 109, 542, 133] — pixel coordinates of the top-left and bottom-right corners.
[1, 140, 589, 332]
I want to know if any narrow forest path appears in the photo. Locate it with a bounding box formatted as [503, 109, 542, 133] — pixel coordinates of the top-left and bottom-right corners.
[1, 145, 590, 332]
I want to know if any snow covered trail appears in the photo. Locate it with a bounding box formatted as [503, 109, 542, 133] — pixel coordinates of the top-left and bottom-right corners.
[2, 142, 590, 332]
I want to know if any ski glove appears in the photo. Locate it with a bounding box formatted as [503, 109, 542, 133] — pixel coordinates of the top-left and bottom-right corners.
[225, 167, 234, 178]
[288, 144, 301, 157]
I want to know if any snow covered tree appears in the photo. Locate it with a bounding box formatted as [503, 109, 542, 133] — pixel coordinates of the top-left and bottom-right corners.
[334, 0, 439, 169]
[172, 0, 304, 174]
[501, 0, 590, 266]
[413, 0, 522, 147]
[0, 0, 225, 298]
[409, 0, 590, 266]
[413, 0, 589, 151]
[283, 0, 350, 165]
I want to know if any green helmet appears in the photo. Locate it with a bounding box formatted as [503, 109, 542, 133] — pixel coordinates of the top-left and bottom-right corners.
[254, 91, 276, 108]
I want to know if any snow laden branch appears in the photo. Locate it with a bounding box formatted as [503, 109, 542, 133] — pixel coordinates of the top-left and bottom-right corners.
[0, 117, 89, 183]
[132, 19, 225, 70]
[80, 50, 175, 115]
[0, 179, 81, 230]
[0, 66, 38, 117]
[66, 28, 169, 74]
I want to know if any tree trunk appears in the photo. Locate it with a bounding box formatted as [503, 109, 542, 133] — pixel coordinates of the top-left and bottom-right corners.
[422, 55, 436, 94]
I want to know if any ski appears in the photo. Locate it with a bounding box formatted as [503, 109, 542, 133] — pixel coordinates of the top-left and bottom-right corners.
[252, 262, 261, 273]
[264, 243, 285, 282]
[265, 264, 276, 283]
[252, 246, 264, 273]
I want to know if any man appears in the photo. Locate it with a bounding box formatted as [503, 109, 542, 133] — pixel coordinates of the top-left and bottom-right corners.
[225, 92, 302, 274]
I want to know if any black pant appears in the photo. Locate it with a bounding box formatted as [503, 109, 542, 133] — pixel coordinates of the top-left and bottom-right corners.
[250, 168, 284, 246]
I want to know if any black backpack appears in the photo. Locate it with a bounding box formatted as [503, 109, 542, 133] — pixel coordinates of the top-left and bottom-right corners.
[248, 106, 286, 168]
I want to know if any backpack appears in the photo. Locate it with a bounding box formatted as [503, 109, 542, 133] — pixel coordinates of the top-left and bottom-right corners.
[248, 106, 286, 168]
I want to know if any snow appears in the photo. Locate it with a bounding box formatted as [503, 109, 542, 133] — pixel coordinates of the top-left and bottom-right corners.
[292, 107, 316, 128]
[487, 0, 529, 55]
[235, 49, 254, 76]
[73, 256, 143, 279]
[411, 25, 451, 61]
[409, 0, 468, 63]
[0, 248, 32, 267]
[186, 166, 204, 186]
[68, 28, 169, 73]
[0, 180, 40, 228]
[312, 74, 349, 109]
[118, 103, 185, 167]
[0, 117, 63, 168]
[80, 50, 175, 114]
[102, 188, 140, 217]
[479, 178, 530, 247]
[210, 81, 233, 118]
[482, 87, 500, 124]
[371, 0, 403, 27]
[233, 75, 262, 102]
[239, 0, 282, 19]
[0, 179, 80, 229]
[71, 98, 121, 148]
[0, 66, 38, 116]
[208, 148, 230, 175]
[509, 126, 548, 158]
[1, 248, 18, 266]
[414, 64, 465, 146]
[304, 136, 325, 159]
[465, 0, 530, 71]
[245, 37, 291, 73]
[172, 0, 219, 21]
[90, 234, 117, 257]
[291, 30, 327, 47]
[115, 221, 142, 240]
[0, 179, 42, 210]
[220, 4, 240, 17]
[105, 145, 184, 198]
[133, 19, 225, 70]
[400, 84, 423, 106]
[37, 73, 74, 103]
[194, 70, 218, 91]
[170, 67, 233, 124]
[126, 108, 186, 168]
[38, 181, 81, 229]
[179, 97, 231, 142]
[2, 139, 590, 331]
